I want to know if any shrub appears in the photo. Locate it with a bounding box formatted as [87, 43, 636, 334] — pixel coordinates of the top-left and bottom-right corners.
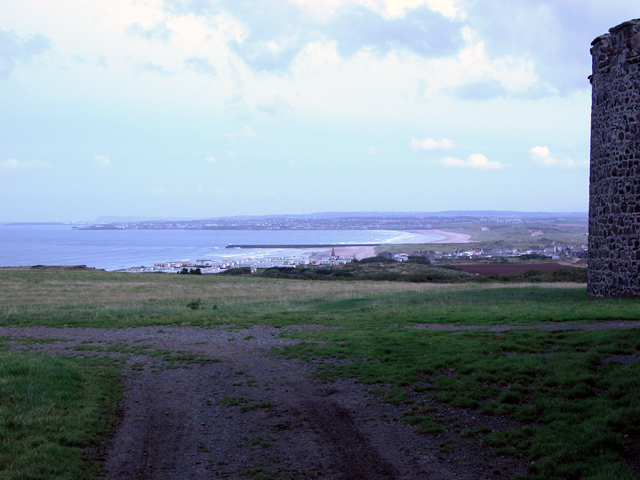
[359, 256, 397, 264]
[186, 298, 202, 310]
[552, 268, 587, 283]
[408, 256, 431, 265]
[518, 254, 551, 261]
[221, 267, 252, 275]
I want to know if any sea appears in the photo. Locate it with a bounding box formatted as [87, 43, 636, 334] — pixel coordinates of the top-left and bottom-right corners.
[0, 224, 443, 271]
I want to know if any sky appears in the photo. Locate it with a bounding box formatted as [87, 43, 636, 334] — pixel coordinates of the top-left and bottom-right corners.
[0, 0, 638, 222]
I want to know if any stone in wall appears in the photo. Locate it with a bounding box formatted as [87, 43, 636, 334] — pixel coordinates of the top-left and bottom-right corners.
[589, 19, 640, 297]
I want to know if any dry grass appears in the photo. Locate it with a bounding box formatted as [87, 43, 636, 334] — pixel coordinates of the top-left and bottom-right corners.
[1, 269, 624, 330]
[0, 270, 582, 308]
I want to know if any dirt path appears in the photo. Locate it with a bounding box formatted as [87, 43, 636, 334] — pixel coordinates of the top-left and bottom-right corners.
[2, 322, 638, 479]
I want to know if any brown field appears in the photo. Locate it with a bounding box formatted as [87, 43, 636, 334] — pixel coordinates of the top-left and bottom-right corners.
[454, 262, 579, 275]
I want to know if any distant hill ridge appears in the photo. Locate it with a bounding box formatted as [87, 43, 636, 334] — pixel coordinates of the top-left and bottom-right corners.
[94, 211, 588, 223]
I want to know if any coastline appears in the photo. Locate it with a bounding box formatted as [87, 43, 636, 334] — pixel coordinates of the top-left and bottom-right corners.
[0, 227, 474, 271]
[409, 229, 474, 244]
[306, 230, 474, 259]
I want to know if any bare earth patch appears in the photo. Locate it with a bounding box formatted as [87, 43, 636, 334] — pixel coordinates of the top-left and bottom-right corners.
[454, 263, 577, 276]
[10, 322, 638, 479]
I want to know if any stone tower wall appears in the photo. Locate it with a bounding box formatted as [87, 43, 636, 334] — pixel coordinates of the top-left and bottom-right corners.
[589, 19, 640, 297]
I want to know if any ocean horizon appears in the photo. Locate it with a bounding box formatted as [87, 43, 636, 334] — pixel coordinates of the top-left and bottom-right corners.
[0, 224, 443, 271]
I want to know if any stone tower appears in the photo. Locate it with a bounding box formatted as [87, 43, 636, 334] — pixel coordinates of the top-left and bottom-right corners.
[589, 19, 640, 297]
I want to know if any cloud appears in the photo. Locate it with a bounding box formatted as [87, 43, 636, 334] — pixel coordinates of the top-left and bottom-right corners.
[205, 156, 216, 163]
[367, 147, 378, 156]
[135, 62, 174, 76]
[229, 38, 302, 72]
[184, 57, 217, 76]
[223, 0, 309, 71]
[159, 0, 634, 94]
[225, 126, 258, 140]
[0, 158, 51, 170]
[93, 155, 111, 168]
[529, 146, 578, 168]
[454, 78, 506, 101]
[0, 28, 50, 79]
[423, 0, 466, 19]
[371, 0, 466, 20]
[462, 1, 639, 94]
[441, 153, 502, 169]
[126, 22, 172, 41]
[168, 1, 464, 72]
[258, 95, 294, 116]
[411, 137, 455, 151]
[327, 5, 464, 58]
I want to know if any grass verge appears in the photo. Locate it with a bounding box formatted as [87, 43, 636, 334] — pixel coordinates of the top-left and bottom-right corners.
[0, 350, 121, 480]
[278, 327, 640, 479]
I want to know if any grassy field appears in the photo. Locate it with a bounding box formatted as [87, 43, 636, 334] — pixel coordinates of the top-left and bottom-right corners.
[0, 269, 635, 329]
[0, 350, 121, 479]
[2, 269, 640, 479]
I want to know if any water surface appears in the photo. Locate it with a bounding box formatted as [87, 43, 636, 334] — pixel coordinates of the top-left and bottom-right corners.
[0, 225, 442, 271]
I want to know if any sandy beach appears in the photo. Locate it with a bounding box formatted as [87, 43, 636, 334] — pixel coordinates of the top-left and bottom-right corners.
[410, 229, 474, 244]
[305, 230, 474, 259]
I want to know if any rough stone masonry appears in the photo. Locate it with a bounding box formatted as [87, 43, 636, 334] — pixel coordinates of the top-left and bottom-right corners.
[589, 18, 640, 297]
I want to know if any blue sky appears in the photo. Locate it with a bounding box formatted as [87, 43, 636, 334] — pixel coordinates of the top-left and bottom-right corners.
[0, 0, 637, 221]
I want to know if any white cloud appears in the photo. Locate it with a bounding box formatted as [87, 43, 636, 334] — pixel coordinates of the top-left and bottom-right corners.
[411, 137, 455, 151]
[441, 153, 502, 169]
[381, 0, 465, 19]
[225, 126, 258, 140]
[423, 0, 465, 19]
[283, 0, 465, 21]
[529, 146, 578, 168]
[0, 158, 51, 170]
[205, 156, 217, 163]
[367, 146, 378, 155]
[93, 155, 111, 167]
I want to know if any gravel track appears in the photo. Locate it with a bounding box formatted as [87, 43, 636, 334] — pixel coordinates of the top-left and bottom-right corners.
[3, 322, 637, 479]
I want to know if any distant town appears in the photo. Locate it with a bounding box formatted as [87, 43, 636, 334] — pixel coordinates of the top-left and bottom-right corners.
[83, 214, 529, 231]
[125, 250, 349, 274]
[125, 242, 588, 274]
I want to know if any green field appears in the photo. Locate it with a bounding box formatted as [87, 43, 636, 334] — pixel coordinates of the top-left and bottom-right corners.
[0, 350, 121, 479]
[1, 269, 640, 479]
[0, 269, 633, 329]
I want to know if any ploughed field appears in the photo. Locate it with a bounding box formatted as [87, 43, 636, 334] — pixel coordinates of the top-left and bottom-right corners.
[454, 263, 575, 275]
[1, 269, 640, 480]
